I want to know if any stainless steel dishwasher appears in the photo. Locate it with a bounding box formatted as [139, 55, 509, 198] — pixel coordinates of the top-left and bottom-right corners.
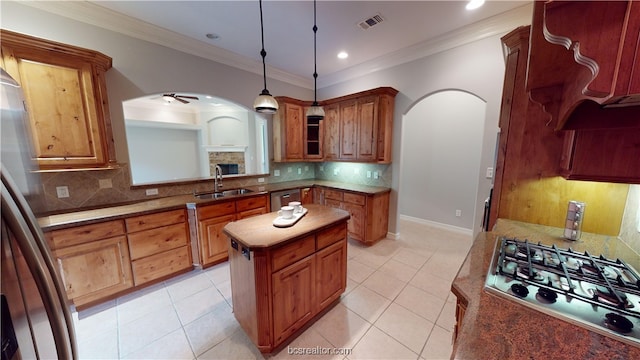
[270, 188, 301, 211]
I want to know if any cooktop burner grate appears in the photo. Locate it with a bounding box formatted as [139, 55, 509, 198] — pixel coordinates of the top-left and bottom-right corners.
[485, 237, 640, 348]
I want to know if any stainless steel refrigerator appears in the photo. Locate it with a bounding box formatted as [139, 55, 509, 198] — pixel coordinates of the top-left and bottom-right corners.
[1, 68, 77, 359]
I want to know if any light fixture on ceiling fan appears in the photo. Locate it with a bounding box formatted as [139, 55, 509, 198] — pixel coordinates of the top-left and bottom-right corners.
[306, 0, 324, 121]
[253, 0, 279, 114]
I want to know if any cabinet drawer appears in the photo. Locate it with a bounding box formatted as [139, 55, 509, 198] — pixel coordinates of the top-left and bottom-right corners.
[236, 195, 267, 212]
[197, 201, 236, 219]
[343, 192, 366, 206]
[50, 220, 125, 249]
[317, 224, 347, 250]
[132, 246, 192, 286]
[128, 222, 189, 260]
[324, 189, 343, 201]
[271, 235, 315, 272]
[125, 209, 186, 233]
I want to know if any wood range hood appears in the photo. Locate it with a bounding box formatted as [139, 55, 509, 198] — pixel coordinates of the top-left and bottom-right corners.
[526, 0, 640, 131]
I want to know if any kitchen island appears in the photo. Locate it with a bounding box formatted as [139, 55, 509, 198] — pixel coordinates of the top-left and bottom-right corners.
[451, 219, 640, 359]
[223, 204, 350, 353]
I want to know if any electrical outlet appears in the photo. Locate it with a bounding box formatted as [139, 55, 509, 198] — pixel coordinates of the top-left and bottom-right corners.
[304, 166, 309, 171]
[367, 171, 372, 178]
[287, 167, 292, 173]
[258, 177, 265, 183]
[354, 168, 360, 174]
[456, 209, 462, 217]
[146, 188, 159, 196]
[486, 167, 494, 179]
[333, 168, 340, 175]
[56, 186, 69, 198]
[274, 170, 280, 176]
[98, 178, 112, 189]
[297, 168, 301, 175]
[373, 171, 379, 179]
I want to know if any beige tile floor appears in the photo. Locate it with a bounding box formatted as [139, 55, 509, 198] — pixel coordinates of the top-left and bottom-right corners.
[73, 218, 473, 360]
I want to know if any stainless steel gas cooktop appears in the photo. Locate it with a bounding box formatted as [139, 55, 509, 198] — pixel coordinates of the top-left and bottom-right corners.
[485, 237, 640, 347]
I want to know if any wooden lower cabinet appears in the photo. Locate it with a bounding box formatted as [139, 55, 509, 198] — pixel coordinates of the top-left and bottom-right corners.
[199, 213, 236, 266]
[320, 187, 389, 244]
[48, 219, 133, 308]
[125, 209, 192, 286]
[196, 194, 269, 267]
[452, 290, 468, 343]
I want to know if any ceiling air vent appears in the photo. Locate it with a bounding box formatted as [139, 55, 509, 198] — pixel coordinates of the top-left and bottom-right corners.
[358, 13, 384, 30]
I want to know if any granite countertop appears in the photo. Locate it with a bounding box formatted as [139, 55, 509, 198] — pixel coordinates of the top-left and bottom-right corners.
[451, 219, 640, 359]
[37, 180, 389, 231]
[223, 204, 350, 249]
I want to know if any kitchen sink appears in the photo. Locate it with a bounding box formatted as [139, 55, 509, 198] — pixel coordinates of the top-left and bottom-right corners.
[194, 192, 225, 200]
[222, 188, 253, 196]
[194, 188, 253, 200]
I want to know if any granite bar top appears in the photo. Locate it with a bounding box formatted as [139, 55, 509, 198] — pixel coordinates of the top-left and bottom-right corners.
[451, 219, 640, 359]
[223, 204, 350, 249]
[37, 180, 389, 231]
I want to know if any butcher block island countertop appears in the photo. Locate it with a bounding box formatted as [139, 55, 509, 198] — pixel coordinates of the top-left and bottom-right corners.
[223, 204, 350, 353]
[452, 219, 640, 360]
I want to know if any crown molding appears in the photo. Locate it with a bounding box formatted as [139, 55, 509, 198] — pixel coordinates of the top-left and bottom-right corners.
[21, 1, 532, 90]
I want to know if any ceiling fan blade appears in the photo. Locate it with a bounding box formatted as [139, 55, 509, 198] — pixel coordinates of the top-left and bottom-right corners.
[177, 95, 199, 100]
[175, 97, 189, 104]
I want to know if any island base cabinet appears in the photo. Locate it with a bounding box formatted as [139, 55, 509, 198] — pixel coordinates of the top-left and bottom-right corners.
[227, 220, 348, 353]
[316, 240, 347, 309]
[272, 256, 316, 345]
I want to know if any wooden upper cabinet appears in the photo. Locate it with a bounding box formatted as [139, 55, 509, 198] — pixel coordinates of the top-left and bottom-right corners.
[339, 99, 358, 160]
[527, 1, 640, 130]
[303, 107, 324, 160]
[356, 95, 379, 161]
[273, 87, 397, 163]
[273, 98, 305, 162]
[323, 103, 340, 160]
[0, 29, 116, 170]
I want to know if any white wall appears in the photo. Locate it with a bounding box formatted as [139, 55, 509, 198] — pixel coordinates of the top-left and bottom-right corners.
[126, 126, 203, 184]
[400, 91, 486, 232]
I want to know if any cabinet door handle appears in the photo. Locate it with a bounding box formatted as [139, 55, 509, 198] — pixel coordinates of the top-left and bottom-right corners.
[230, 239, 238, 251]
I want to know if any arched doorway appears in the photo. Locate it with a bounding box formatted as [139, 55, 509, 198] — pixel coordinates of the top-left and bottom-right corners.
[399, 90, 486, 233]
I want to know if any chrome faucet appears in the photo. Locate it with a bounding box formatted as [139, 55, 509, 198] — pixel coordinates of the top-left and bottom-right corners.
[214, 165, 223, 192]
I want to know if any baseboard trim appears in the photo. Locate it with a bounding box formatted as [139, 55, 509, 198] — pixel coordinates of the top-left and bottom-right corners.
[399, 215, 473, 236]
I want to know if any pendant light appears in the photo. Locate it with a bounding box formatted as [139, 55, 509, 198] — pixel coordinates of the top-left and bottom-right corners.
[253, 0, 279, 114]
[306, 0, 325, 121]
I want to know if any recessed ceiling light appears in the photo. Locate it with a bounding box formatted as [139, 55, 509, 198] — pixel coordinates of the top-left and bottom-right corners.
[337, 51, 348, 59]
[466, 0, 485, 10]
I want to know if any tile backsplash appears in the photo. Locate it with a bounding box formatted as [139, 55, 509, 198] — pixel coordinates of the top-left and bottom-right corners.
[38, 160, 390, 213]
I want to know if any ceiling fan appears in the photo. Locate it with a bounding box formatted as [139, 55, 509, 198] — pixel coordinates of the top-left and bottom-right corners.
[161, 93, 199, 104]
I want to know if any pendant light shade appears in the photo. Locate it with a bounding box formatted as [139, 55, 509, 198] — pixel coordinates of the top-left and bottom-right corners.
[306, 0, 324, 120]
[254, 0, 278, 114]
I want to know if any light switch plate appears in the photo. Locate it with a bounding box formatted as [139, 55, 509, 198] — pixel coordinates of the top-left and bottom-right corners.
[145, 188, 159, 196]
